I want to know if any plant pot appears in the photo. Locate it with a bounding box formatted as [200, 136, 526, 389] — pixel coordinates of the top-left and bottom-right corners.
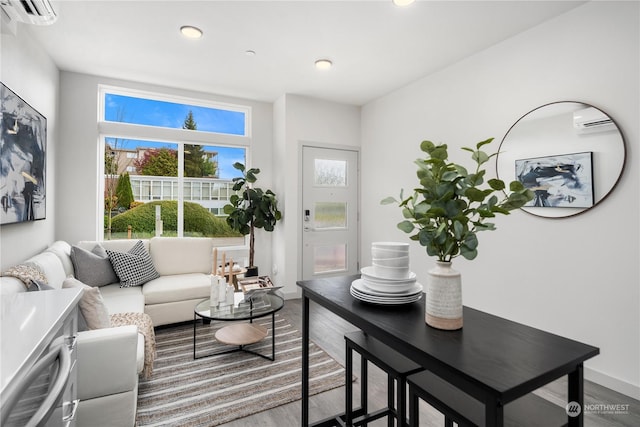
[425, 261, 463, 330]
[245, 266, 259, 277]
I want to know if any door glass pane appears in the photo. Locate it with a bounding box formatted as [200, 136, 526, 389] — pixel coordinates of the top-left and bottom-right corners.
[314, 202, 347, 229]
[314, 159, 346, 186]
[313, 244, 347, 274]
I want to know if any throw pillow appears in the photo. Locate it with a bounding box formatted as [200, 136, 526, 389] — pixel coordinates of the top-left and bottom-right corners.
[62, 277, 111, 330]
[26, 279, 55, 292]
[70, 244, 119, 287]
[107, 240, 160, 288]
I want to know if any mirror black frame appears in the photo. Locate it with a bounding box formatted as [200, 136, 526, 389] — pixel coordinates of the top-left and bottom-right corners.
[497, 101, 626, 219]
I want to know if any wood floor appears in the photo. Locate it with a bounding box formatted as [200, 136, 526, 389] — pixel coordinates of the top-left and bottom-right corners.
[219, 298, 639, 426]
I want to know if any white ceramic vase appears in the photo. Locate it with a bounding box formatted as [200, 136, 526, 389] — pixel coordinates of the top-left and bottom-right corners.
[425, 261, 463, 330]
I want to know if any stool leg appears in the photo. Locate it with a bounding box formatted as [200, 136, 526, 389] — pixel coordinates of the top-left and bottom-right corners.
[361, 357, 368, 424]
[398, 378, 407, 427]
[387, 374, 394, 427]
[346, 342, 353, 426]
[408, 385, 418, 427]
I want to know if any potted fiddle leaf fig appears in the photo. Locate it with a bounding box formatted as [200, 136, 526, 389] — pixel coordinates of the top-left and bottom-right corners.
[381, 138, 534, 330]
[223, 162, 282, 277]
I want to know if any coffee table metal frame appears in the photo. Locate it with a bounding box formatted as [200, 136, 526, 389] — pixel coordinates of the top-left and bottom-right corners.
[193, 291, 284, 361]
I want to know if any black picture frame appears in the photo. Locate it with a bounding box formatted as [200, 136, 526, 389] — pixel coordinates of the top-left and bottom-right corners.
[515, 151, 594, 208]
[1, 82, 47, 225]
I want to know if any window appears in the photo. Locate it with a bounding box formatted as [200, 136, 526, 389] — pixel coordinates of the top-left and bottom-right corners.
[99, 86, 249, 240]
[104, 92, 247, 136]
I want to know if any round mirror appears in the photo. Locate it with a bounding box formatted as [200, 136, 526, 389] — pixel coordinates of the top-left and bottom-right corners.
[497, 101, 626, 218]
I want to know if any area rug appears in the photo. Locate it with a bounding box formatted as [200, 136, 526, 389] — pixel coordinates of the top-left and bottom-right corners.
[136, 315, 346, 426]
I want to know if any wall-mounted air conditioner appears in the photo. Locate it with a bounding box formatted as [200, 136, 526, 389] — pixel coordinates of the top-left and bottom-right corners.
[573, 106, 616, 134]
[0, 0, 57, 25]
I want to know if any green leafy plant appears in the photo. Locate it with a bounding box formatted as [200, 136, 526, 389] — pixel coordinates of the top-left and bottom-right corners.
[381, 138, 534, 262]
[115, 172, 134, 209]
[223, 163, 282, 268]
[109, 201, 240, 237]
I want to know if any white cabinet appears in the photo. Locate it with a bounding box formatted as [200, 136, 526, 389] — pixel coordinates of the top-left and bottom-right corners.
[1, 288, 82, 426]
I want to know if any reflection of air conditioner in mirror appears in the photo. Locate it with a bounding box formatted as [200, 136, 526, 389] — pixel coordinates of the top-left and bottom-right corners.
[0, 0, 57, 25]
[573, 107, 615, 134]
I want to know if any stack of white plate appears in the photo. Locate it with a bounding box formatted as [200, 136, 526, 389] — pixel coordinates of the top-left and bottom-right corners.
[350, 242, 423, 305]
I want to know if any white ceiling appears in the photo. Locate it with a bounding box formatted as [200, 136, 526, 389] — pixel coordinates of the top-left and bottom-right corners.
[22, 0, 585, 106]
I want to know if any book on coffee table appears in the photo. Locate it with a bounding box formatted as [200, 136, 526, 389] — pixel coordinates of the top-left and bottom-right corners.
[239, 276, 282, 297]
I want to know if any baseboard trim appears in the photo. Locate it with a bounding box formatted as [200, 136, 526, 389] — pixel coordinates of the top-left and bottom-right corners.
[585, 367, 640, 400]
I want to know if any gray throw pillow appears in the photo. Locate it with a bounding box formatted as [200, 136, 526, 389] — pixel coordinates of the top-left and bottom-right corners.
[70, 244, 119, 287]
[26, 279, 55, 292]
[107, 240, 160, 288]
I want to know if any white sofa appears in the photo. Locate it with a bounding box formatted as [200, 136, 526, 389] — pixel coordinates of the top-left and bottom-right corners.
[0, 237, 247, 427]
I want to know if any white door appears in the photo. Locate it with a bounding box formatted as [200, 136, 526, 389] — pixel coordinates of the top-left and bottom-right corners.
[302, 146, 359, 280]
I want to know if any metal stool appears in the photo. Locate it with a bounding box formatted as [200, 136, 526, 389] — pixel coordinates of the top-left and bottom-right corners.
[408, 370, 568, 426]
[407, 370, 472, 426]
[345, 330, 423, 426]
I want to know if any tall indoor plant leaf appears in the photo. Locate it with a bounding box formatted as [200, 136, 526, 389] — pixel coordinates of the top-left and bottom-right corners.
[223, 162, 282, 273]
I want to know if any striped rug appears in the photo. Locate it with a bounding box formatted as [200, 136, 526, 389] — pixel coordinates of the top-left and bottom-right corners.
[136, 315, 346, 426]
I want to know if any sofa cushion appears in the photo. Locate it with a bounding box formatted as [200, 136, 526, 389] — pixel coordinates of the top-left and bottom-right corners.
[0, 276, 27, 295]
[142, 273, 210, 305]
[150, 237, 214, 276]
[24, 251, 67, 290]
[70, 244, 119, 287]
[107, 241, 160, 288]
[46, 241, 75, 277]
[99, 284, 145, 315]
[63, 277, 111, 330]
[78, 239, 149, 253]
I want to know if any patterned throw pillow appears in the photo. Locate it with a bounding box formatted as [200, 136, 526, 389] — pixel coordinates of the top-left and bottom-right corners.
[106, 240, 160, 288]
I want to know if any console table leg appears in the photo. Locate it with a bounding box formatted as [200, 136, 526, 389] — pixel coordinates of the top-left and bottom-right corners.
[485, 397, 504, 427]
[568, 363, 584, 427]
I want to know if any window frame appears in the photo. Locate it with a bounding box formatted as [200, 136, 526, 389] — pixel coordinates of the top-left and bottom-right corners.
[97, 85, 251, 240]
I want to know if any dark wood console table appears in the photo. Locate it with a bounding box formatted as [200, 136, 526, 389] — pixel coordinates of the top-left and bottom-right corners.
[298, 275, 599, 426]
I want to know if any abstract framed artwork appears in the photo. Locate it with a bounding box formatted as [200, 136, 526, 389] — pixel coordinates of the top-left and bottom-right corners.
[1, 82, 47, 225]
[515, 152, 594, 208]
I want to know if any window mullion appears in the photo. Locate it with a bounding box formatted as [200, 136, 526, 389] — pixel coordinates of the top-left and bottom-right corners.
[178, 144, 184, 237]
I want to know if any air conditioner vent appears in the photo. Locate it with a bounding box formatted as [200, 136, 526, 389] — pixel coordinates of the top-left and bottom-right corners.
[573, 107, 616, 134]
[0, 0, 57, 25]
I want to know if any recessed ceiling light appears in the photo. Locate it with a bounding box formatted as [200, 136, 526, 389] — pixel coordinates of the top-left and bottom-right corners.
[315, 59, 333, 70]
[180, 25, 203, 39]
[245, 50, 256, 56]
[393, 0, 415, 6]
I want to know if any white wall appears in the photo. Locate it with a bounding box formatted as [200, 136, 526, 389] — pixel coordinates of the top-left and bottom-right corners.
[273, 94, 360, 296]
[57, 72, 275, 272]
[361, 1, 639, 398]
[0, 24, 59, 269]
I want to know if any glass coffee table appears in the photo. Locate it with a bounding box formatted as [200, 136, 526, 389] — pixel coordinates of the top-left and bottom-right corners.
[193, 291, 285, 360]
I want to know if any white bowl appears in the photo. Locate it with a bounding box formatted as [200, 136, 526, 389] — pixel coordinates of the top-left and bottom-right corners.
[371, 247, 409, 259]
[372, 264, 412, 280]
[361, 266, 416, 283]
[372, 242, 409, 252]
[372, 256, 409, 268]
[362, 278, 420, 294]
